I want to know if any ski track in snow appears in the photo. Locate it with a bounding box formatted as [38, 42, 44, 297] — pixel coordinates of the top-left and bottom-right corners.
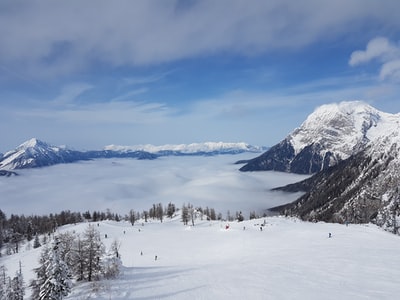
[2, 216, 400, 300]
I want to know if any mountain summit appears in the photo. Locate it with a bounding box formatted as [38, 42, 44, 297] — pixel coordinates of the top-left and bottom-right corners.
[240, 101, 393, 174]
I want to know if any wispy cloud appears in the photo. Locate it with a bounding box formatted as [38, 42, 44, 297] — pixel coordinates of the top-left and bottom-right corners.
[19, 100, 172, 125]
[110, 88, 149, 102]
[123, 70, 174, 86]
[52, 83, 93, 105]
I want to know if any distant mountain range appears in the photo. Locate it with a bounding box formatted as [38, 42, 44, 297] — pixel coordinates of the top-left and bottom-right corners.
[0, 139, 266, 172]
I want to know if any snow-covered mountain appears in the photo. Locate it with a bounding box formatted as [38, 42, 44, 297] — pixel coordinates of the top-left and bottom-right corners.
[240, 101, 394, 174]
[270, 104, 400, 233]
[0, 138, 85, 170]
[0, 139, 264, 171]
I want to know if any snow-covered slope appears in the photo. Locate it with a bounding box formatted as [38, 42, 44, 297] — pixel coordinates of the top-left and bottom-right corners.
[0, 139, 264, 171]
[2, 217, 400, 300]
[240, 101, 398, 174]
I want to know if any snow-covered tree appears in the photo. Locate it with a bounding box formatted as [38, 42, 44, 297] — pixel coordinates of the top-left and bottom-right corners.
[31, 237, 72, 300]
[2, 262, 24, 300]
[3, 278, 13, 300]
[102, 240, 122, 279]
[166, 202, 176, 218]
[189, 204, 196, 226]
[9, 269, 24, 300]
[30, 245, 50, 299]
[81, 225, 105, 282]
[129, 209, 136, 226]
[181, 204, 189, 225]
[0, 265, 7, 300]
[33, 234, 41, 249]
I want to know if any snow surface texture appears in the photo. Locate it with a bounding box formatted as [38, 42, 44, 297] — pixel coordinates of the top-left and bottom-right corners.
[0, 154, 308, 216]
[2, 217, 400, 299]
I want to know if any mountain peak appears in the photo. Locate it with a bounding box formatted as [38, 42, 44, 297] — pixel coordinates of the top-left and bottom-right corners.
[240, 101, 397, 174]
[313, 100, 375, 114]
[290, 101, 382, 157]
[17, 138, 49, 150]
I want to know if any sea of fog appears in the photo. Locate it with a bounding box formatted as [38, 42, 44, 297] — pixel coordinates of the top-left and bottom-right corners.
[0, 154, 309, 218]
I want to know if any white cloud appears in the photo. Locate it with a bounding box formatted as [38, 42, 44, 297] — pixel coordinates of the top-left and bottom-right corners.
[349, 37, 400, 82]
[1, 0, 399, 78]
[349, 37, 396, 66]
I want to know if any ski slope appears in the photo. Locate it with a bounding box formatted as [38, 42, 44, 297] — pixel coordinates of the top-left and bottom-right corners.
[3, 216, 400, 299]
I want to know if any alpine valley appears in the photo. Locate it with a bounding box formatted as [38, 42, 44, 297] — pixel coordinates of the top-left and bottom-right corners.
[2, 101, 400, 234]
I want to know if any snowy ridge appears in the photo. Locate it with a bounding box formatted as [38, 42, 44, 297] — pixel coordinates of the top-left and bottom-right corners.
[104, 141, 264, 154]
[240, 101, 400, 174]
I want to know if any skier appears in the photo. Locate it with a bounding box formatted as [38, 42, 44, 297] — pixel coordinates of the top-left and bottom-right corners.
[328, 232, 332, 238]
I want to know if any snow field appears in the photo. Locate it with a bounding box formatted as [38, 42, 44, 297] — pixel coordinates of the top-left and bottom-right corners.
[57, 216, 400, 299]
[2, 216, 400, 299]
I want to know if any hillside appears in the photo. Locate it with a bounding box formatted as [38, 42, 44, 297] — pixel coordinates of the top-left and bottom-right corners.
[1, 216, 400, 299]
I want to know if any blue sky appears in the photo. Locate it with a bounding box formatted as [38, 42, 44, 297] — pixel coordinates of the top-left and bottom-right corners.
[1, 0, 400, 152]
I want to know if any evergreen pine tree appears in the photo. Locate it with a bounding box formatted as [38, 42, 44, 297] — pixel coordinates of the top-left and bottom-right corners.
[0, 265, 7, 300]
[30, 245, 50, 299]
[33, 234, 41, 249]
[38, 237, 72, 300]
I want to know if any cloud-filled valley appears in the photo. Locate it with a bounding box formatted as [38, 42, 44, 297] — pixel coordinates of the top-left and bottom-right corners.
[0, 154, 308, 217]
